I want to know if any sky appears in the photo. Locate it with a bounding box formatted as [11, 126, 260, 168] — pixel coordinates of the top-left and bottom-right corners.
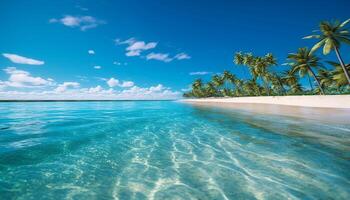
[0, 0, 349, 100]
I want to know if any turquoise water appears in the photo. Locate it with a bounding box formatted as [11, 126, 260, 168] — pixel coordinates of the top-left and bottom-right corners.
[0, 101, 349, 200]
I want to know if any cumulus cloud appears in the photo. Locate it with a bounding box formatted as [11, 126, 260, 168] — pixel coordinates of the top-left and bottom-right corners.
[146, 53, 172, 62]
[149, 84, 167, 92]
[0, 84, 180, 100]
[107, 78, 119, 87]
[106, 78, 134, 88]
[2, 53, 44, 65]
[175, 53, 191, 60]
[189, 71, 212, 75]
[55, 82, 80, 92]
[94, 65, 101, 69]
[49, 15, 105, 31]
[88, 50, 95, 54]
[115, 38, 157, 57]
[88, 85, 103, 93]
[119, 81, 134, 87]
[2, 67, 54, 88]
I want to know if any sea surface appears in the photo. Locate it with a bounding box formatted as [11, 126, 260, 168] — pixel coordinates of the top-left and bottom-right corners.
[0, 101, 349, 200]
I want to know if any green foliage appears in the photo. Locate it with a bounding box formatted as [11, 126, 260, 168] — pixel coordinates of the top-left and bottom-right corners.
[304, 18, 350, 84]
[184, 18, 350, 98]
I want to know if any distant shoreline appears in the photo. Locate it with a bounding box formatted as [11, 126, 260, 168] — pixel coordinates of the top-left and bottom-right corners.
[180, 95, 350, 109]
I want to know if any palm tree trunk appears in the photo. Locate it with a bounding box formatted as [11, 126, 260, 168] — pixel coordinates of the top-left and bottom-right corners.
[308, 67, 325, 95]
[264, 81, 270, 96]
[261, 77, 270, 96]
[277, 79, 286, 95]
[334, 46, 350, 85]
[257, 87, 261, 96]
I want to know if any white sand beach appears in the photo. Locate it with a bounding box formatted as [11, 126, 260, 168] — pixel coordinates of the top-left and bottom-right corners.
[180, 95, 350, 124]
[181, 95, 350, 109]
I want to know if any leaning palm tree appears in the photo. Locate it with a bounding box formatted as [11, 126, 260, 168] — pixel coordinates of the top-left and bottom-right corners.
[287, 47, 325, 95]
[269, 72, 286, 95]
[234, 52, 277, 96]
[327, 61, 350, 89]
[243, 79, 261, 96]
[212, 74, 224, 95]
[222, 70, 235, 90]
[281, 70, 303, 94]
[233, 78, 244, 96]
[318, 68, 334, 90]
[192, 79, 204, 97]
[303, 18, 350, 84]
[204, 81, 217, 97]
[234, 52, 257, 80]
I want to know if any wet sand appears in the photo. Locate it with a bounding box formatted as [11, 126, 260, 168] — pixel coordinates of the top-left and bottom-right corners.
[181, 98, 350, 124]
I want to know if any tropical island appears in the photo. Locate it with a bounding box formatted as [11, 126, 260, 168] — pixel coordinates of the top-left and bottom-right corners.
[183, 19, 350, 102]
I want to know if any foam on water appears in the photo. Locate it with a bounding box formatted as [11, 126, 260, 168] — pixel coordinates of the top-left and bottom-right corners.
[0, 101, 349, 200]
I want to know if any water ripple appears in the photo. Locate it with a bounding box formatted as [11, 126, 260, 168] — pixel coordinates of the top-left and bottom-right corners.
[0, 101, 349, 199]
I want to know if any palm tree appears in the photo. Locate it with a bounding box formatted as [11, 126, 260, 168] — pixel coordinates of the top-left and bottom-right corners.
[281, 70, 303, 94]
[192, 79, 204, 97]
[233, 78, 244, 96]
[269, 73, 286, 95]
[303, 18, 350, 84]
[234, 52, 277, 95]
[204, 81, 217, 97]
[287, 47, 325, 95]
[212, 74, 224, 95]
[327, 61, 350, 89]
[243, 80, 261, 96]
[222, 70, 234, 90]
[234, 52, 257, 80]
[318, 68, 333, 90]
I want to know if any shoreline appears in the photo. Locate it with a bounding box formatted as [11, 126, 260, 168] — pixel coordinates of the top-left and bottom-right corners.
[180, 95, 350, 124]
[180, 95, 350, 109]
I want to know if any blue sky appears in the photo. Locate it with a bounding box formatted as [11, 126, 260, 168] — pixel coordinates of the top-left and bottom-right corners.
[0, 0, 349, 100]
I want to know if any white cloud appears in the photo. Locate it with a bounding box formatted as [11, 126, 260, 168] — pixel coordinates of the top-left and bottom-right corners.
[88, 50, 95, 54]
[146, 53, 172, 62]
[175, 53, 191, 60]
[2, 53, 44, 65]
[106, 78, 134, 88]
[189, 71, 211, 75]
[127, 41, 157, 51]
[115, 38, 190, 62]
[88, 85, 103, 93]
[94, 65, 101, 69]
[126, 50, 141, 57]
[114, 38, 136, 45]
[49, 15, 105, 31]
[0, 84, 180, 100]
[115, 38, 157, 57]
[107, 78, 119, 87]
[2, 67, 54, 88]
[119, 81, 134, 88]
[149, 84, 166, 92]
[55, 82, 80, 92]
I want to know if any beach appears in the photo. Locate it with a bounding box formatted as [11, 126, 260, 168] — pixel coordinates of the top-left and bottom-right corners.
[180, 95, 350, 124]
[180, 95, 350, 108]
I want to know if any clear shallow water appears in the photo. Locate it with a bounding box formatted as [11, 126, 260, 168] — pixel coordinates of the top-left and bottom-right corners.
[0, 101, 349, 200]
